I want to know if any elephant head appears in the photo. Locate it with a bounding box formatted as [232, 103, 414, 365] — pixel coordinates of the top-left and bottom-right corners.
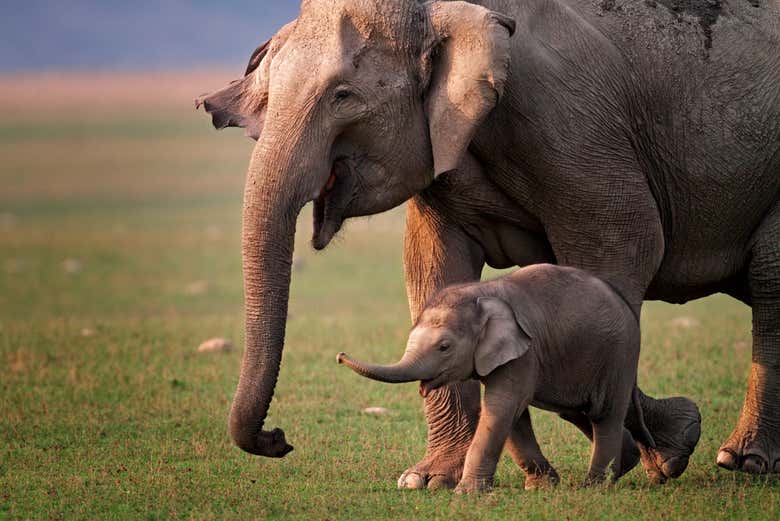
[338, 295, 531, 396]
[197, 0, 516, 457]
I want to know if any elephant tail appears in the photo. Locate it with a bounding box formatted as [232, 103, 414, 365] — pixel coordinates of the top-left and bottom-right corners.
[633, 386, 656, 449]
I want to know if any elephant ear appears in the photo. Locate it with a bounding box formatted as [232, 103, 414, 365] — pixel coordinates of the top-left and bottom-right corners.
[423, 1, 515, 177]
[195, 20, 296, 141]
[474, 297, 531, 377]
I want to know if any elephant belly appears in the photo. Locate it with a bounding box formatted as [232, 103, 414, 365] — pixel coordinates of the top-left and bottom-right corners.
[646, 249, 750, 304]
[467, 222, 555, 270]
[529, 398, 600, 422]
[530, 379, 598, 417]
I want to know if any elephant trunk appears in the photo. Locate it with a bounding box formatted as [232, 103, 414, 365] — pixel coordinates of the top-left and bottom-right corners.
[229, 132, 313, 458]
[337, 351, 437, 384]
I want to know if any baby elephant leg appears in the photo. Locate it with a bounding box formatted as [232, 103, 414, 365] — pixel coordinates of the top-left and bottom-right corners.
[560, 411, 640, 478]
[505, 409, 560, 490]
[456, 383, 524, 494]
[585, 417, 625, 486]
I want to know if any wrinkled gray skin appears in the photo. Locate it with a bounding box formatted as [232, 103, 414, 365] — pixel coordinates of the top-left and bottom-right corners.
[197, 0, 780, 486]
[339, 264, 660, 492]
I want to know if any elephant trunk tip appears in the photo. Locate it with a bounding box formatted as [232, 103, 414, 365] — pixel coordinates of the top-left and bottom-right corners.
[337, 352, 348, 364]
[229, 416, 294, 458]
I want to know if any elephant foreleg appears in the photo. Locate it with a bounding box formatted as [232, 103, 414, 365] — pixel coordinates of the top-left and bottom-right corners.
[397, 194, 485, 490]
[456, 374, 527, 494]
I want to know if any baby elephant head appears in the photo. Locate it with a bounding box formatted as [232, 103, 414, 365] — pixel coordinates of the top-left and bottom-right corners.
[338, 296, 531, 396]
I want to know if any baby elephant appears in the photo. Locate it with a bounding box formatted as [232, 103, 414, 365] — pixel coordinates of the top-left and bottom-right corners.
[338, 264, 656, 493]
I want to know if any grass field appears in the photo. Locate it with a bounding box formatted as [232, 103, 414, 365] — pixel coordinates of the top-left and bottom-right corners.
[1, 72, 778, 520]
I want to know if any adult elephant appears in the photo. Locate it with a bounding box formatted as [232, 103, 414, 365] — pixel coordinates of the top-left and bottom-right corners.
[197, 0, 780, 485]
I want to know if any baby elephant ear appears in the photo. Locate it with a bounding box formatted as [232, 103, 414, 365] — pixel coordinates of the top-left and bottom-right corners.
[475, 297, 531, 377]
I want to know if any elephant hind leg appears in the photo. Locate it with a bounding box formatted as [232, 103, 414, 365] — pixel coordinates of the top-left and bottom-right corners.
[506, 409, 560, 490]
[559, 411, 640, 479]
[584, 416, 626, 486]
[718, 202, 780, 474]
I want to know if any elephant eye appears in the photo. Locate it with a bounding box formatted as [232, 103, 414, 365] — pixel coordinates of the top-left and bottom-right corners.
[438, 342, 451, 352]
[334, 88, 352, 102]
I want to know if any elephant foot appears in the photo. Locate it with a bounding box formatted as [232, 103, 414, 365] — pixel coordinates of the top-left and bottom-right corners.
[454, 476, 493, 494]
[638, 397, 702, 484]
[397, 450, 468, 490]
[400, 381, 481, 490]
[524, 467, 560, 490]
[717, 411, 780, 474]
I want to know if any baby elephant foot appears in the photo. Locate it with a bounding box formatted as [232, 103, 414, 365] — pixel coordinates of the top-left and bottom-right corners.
[639, 397, 702, 484]
[454, 476, 493, 494]
[397, 453, 466, 490]
[717, 414, 780, 474]
[524, 467, 560, 491]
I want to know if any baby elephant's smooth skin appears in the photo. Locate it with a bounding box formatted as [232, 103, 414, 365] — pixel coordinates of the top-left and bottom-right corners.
[339, 264, 656, 493]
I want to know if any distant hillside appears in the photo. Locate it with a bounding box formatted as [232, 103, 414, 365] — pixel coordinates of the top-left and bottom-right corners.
[0, 1, 300, 72]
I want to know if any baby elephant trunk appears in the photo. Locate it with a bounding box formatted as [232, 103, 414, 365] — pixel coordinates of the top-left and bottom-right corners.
[336, 352, 436, 384]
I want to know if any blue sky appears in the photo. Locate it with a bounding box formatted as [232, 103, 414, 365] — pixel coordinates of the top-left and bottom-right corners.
[0, 1, 301, 71]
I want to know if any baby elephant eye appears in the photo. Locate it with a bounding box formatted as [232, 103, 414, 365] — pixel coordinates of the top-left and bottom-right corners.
[438, 342, 451, 352]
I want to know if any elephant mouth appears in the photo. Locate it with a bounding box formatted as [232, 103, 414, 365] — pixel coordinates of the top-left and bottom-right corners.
[312, 159, 354, 250]
[419, 374, 445, 398]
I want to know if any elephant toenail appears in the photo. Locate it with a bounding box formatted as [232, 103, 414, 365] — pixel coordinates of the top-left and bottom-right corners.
[662, 456, 689, 479]
[716, 449, 738, 470]
[398, 472, 426, 490]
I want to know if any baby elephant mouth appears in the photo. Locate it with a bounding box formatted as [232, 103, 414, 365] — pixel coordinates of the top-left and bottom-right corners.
[312, 159, 354, 250]
[419, 376, 445, 398]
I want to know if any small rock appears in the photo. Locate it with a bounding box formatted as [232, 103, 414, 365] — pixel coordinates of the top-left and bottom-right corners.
[186, 280, 209, 296]
[62, 258, 83, 274]
[668, 317, 700, 329]
[80, 328, 95, 337]
[197, 338, 233, 353]
[362, 407, 389, 415]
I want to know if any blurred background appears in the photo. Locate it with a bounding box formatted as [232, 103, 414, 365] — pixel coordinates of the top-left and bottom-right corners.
[1, 1, 299, 71]
[0, 1, 313, 322]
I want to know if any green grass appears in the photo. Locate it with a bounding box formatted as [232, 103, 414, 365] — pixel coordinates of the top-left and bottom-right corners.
[1, 90, 778, 520]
